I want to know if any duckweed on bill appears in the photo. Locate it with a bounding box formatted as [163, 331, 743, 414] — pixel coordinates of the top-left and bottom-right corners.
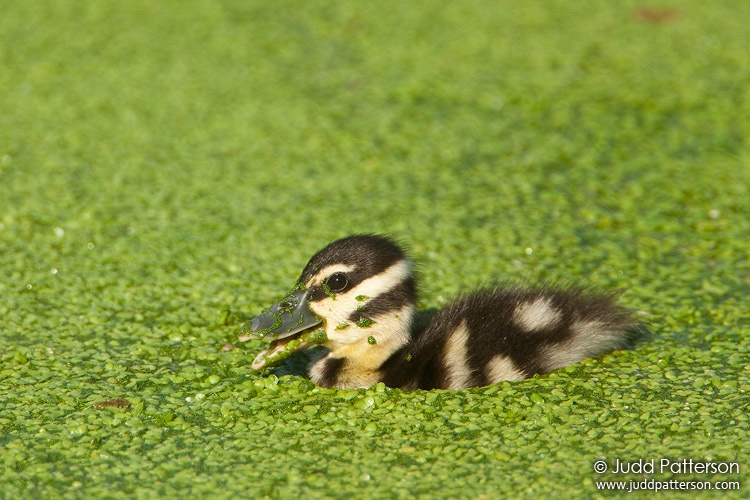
[238, 308, 282, 339]
[300, 328, 328, 344]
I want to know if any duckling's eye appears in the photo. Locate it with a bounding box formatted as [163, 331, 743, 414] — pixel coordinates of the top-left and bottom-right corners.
[325, 272, 349, 292]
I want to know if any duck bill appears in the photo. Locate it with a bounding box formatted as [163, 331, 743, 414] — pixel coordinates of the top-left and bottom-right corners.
[238, 287, 326, 370]
[238, 287, 322, 342]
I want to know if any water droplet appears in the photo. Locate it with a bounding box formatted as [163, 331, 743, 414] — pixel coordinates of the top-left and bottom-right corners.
[1, 155, 11, 166]
[87, 242, 95, 249]
[26, 283, 33, 289]
[54, 227, 65, 237]
[51, 268, 58, 275]
[708, 209, 720, 219]
[524, 247, 533, 255]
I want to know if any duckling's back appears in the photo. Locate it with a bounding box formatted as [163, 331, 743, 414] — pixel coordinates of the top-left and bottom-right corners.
[378, 287, 637, 391]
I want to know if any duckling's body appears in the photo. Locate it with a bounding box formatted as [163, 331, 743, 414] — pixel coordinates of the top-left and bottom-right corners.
[241, 235, 637, 391]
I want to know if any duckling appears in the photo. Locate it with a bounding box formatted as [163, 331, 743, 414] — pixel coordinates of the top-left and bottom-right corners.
[239, 234, 637, 391]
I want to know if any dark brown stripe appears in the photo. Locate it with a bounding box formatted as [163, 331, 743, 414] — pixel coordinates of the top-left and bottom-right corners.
[316, 356, 346, 388]
[347, 277, 415, 323]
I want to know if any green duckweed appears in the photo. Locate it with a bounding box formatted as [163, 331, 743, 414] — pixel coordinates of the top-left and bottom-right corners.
[1, 1, 748, 498]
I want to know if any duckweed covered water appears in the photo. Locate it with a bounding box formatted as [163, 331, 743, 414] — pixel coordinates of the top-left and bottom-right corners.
[2, 1, 749, 498]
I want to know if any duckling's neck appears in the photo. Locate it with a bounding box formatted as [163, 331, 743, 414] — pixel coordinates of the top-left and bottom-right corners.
[310, 305, 415, 389]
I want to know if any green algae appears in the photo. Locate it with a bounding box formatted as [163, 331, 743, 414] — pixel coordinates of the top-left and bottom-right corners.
[356, 317, 376, 328]
[255, 329, 329, 369]
[356, 295, 370, 312]
[262, 339, 304, 366]
[1, 0, 749, 498]
[300, 328, 328, 344]
[321, 281, 336, 300]
[238, 308, 282, 339]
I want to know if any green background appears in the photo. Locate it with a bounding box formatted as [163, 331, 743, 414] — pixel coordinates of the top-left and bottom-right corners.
[1, 1, 748, 498]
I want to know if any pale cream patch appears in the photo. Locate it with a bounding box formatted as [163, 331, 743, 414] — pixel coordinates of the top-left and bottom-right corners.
[345, 259, 412, 305]
[308, 354, 326, 383]
[308, 349, 383, 389]
[307, 259, 412, 347]
[514, 297, 563, 332]
[540, 320, 626, 371]
[303, 259, 415, 389]
[485, 354, 525, 383]
[441, 320, 474, 390]
[306, 304, 413, 389]
[309, 357, 382, 389]
[322, 305, 413, 389]
[308, 343, 395, 389]
[304, 264, 356, 288]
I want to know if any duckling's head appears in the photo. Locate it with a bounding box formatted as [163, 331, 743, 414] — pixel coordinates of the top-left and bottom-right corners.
[241, 234, 416, 370]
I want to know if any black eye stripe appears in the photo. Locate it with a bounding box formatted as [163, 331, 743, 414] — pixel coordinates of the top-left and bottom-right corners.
[325, 272, 349, 292]
[347, 277, 414, 323]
